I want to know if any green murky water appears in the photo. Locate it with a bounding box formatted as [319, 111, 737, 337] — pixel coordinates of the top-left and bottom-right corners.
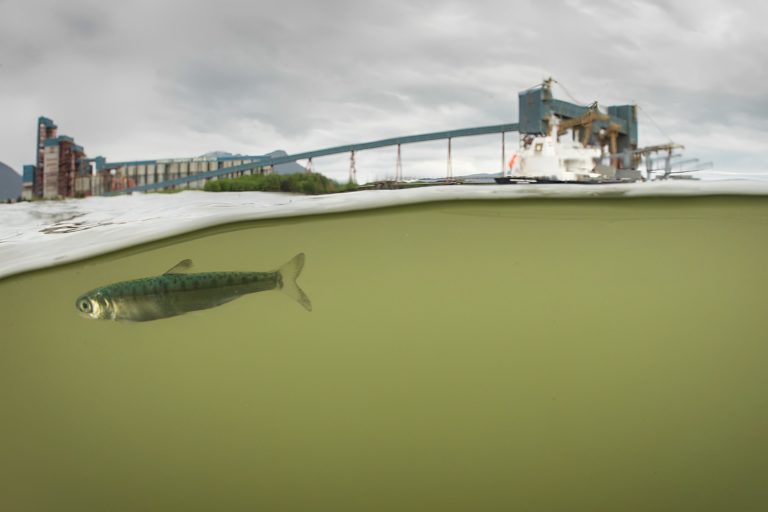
[2, 197, 768, 511]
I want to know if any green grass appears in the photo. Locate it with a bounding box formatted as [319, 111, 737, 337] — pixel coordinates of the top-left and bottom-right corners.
[153, 187, 187, 194]
[203, 173, 358, 195]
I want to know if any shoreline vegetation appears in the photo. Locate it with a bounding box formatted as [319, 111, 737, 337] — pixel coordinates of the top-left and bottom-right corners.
[10, 175, 443, 201]
[203, 173, 358, 195]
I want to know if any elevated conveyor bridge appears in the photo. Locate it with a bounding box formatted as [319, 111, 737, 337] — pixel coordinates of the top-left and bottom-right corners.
[104, 78, 643, 195]
[106, 123, 520, 194]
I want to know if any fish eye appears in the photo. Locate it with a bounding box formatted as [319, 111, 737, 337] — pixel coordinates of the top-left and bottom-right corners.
[78, 299, 92, 312]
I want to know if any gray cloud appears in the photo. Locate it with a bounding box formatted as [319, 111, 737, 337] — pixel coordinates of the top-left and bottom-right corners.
[1, 0, 766, 182]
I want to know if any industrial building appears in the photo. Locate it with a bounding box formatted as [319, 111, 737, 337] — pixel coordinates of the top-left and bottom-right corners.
[23, 117, 273, 199]
[79, 154, 270, 196]
[21, 165, 34, 200]
[518, 79, 638, 168]
[26, 117, 91, 199]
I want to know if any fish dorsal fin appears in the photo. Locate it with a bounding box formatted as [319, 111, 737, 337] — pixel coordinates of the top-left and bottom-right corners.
[163, 259, 194, 275]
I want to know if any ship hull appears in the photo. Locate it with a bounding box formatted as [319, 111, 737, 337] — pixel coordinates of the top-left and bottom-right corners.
[494, 176, 625, 185]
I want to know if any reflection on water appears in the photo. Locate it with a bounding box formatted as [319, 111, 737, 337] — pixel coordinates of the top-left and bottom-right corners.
[1, 197, 767, 511]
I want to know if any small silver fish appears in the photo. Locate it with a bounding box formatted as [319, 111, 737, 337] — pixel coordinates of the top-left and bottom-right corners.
[76, 253, 311, 321]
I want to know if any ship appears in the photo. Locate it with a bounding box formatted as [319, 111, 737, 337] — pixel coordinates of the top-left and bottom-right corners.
[494, 78, 704, 184]
[495, 115, 616, 184]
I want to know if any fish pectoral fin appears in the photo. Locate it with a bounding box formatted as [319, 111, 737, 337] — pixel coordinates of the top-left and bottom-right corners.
[163, 259, 194, 275]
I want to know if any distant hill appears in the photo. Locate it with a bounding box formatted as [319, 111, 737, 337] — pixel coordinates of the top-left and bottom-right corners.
[199, 150, 307, 175]
[198, 151, 237, 159]
[0, 162, 22, 202]
[265, 150, 309, 175]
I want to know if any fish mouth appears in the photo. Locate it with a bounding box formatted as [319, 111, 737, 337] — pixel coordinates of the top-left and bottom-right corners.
[78, 309, 100, 320]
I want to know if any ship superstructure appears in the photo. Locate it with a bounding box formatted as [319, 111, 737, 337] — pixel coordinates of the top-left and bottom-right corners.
[497, 78, 700, 184]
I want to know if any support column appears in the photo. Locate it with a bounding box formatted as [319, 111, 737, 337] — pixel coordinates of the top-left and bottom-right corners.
[349, 151, 357, 184]
[447, 138, 453, 179]
[501, 132, 506, 176]
[645, 154, 653, 181]
[663, 149, 673, 179]
[306, 157, 313, 174]
[395, 144, 402, 182]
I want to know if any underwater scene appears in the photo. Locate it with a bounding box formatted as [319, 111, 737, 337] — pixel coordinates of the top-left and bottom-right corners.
[2, 196, 768, 511]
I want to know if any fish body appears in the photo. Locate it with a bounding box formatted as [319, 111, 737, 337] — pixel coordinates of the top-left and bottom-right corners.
[76, 253, 311, 321]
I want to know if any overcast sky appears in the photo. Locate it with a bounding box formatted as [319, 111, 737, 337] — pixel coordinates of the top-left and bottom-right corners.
[1, 0, 766, 183]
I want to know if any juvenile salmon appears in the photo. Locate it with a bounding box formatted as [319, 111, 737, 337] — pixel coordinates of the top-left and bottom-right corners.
[75, 253, 311, 321]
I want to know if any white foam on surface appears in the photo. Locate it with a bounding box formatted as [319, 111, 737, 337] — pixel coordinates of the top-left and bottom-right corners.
[2, 180, 767, 279]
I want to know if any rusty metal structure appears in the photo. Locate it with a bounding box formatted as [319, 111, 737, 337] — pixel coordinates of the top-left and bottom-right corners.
[518, 78, 640, 172]
[31, 117, 92, 199]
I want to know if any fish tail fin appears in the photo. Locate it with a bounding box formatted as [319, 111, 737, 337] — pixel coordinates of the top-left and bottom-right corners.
[277, 253, 312, 312]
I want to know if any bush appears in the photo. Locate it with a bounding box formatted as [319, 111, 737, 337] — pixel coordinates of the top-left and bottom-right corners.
[203, 172, 358, 195]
